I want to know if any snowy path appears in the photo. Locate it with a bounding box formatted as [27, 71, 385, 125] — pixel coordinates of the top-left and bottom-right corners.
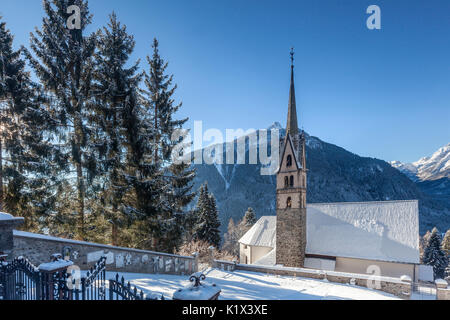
[107, 268, 401, 300]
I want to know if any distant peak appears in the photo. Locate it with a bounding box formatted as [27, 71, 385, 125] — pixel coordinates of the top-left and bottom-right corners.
[267, 122, 283, 130]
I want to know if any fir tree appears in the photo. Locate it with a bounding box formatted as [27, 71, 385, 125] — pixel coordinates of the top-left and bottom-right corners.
[423, 227, 449, 279]
[91, 12, 142, 245]
[0, 16, 58, 230]
[24, 0, 98, 239]
[243, 207, 257, 226]
[138, 38, 196, 252]
[442, 229, 450, 256]
[194, 184, 221, 247]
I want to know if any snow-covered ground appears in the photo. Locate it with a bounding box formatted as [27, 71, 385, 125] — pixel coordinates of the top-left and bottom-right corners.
[107, 268, 404, 300]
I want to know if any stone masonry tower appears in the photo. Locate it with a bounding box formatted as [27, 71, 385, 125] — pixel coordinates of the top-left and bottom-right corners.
[276, 49, 307, 267]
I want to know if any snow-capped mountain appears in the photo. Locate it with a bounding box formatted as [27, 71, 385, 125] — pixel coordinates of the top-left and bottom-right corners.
[390, 143, 450, 208]
[191, 125, 450, 235]
[390, 143, 450, 182]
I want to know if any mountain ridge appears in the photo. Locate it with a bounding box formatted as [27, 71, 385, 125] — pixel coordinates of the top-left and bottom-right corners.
[190, 125, 450, 235]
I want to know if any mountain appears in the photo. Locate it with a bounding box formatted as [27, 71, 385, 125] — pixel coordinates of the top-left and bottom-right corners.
[390, 143, 450, 182]
[390, 143, 450, 211]
[190, 124, 450, 235]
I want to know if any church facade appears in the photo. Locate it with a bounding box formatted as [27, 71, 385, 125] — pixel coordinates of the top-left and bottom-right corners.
[239, 52, 421, 279]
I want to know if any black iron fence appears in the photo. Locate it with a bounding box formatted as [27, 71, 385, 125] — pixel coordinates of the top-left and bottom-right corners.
[0, 256, 162, 300]
[0, 257, 40, 300]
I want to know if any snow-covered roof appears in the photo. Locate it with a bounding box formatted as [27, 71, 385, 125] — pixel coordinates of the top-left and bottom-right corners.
[239, 216, 276, 248]
[240, 200, 420, 264]
[307, 200, 420, 264]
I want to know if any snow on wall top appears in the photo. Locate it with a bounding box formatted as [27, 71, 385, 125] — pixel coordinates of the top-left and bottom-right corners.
[240, 200, 420, 264]
[0, 212, 14, 220]
[0, 212, 23, 222]
[239, 216, 276, 248]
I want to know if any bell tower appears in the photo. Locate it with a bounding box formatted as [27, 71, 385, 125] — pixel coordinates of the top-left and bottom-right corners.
[276, 48, 307, 267]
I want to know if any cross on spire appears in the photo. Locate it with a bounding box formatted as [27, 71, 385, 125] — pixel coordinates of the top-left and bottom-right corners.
[290, 47, 295, 67]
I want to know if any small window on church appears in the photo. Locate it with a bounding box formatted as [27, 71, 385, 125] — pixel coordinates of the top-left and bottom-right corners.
[290, 176, 294, 187]
[286, 197, 292, 208]
[286, 155, 292, 167]
[284, 176, 289, 188]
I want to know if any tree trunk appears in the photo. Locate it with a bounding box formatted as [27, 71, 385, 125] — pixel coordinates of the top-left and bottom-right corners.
[0, 138, 3, 212]
[112, 223, 118, 246]
[154, 101, 158, 164]
[76, 161, 85, 239]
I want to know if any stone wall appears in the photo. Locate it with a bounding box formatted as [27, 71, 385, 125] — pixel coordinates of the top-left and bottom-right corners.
[224, 263, 411, 299]
[235, 263, 326, 280]
[13, 231, 197, 275]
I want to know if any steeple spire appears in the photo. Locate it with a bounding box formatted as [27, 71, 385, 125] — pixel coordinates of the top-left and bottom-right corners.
[286, 47, 299, 136]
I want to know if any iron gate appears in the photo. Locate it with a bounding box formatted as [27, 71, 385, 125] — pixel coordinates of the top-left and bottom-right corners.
[0, 256, 158, 300]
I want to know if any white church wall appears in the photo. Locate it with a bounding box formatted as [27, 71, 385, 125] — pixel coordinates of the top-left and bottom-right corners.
[304, 257, 336, 271]
[240, 244, 273, 265]
[335, 256, 416, 279]
[250, 246, 273, 264]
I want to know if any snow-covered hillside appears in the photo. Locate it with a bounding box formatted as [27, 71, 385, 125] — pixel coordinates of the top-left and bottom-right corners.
[391, 143, 450, 182]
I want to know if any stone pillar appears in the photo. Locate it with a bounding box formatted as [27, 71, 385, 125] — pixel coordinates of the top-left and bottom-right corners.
[436, 279, 450, 300]
[38, 253, 74, 300]
[208, 246, 216, 268]
[192, 252, 199, 273]
[0, 213, 24, 261]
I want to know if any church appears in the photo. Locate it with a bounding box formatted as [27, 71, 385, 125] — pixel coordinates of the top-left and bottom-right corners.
[239, 51, 421, 279]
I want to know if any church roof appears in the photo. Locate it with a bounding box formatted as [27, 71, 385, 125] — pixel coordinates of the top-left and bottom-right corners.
[276, 133, 302, 174]
[239, 200, 420, 264]
[239, 216, 276, 248]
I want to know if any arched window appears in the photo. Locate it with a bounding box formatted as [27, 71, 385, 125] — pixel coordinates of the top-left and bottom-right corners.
[286, 197, 292, 208]
[284, 176, 289, 188]
[286, 155, 292, 167]
[290, 176, 294, 187]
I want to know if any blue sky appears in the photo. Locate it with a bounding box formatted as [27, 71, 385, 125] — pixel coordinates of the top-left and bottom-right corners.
[1, 0, 449, 163]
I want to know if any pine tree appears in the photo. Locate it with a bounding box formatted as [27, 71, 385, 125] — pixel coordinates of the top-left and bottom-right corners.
[445, 264, 450, 281]
[0, 16, 58, 230]
[91, 12, 142, 245]
[243, 207, 257, 226]
[423, 227, 449, 279]
[420, 230, 432, 262]
[193, 184, 221, 247]
[442, 229, 450, 256]
[24, 0, 98, 239]
[138, 38, 196, 252]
